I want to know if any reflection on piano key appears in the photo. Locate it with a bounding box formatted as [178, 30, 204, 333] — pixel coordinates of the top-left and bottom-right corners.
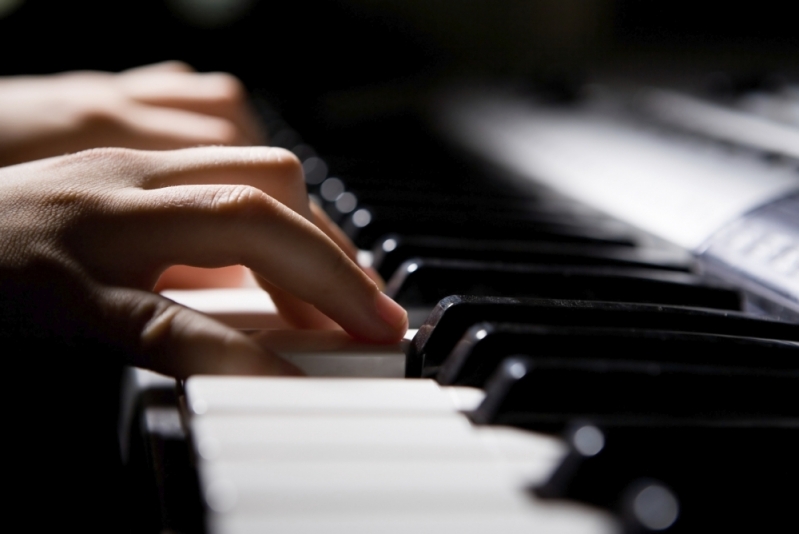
[407, 296, 799, 379]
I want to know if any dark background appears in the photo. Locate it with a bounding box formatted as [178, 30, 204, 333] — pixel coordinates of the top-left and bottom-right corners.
[2, 0, 798, 149]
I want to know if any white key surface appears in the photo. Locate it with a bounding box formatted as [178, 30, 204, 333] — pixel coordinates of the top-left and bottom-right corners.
[186, 377, 619, 534]
[186, 377, 456, 415]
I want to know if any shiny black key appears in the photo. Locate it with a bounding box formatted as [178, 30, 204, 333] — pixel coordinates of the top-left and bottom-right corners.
[407, 296, 799, 378]
[436, 322, 799, 386]
[386, 260, 742, 323]
[469, 356, 799, 430]
[536, 424, 799, 532]
[372, 235, 687, 280]
[342, 206, 630, 249]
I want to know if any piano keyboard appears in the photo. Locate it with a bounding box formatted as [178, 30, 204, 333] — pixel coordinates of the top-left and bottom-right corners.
[185, 377, 616, 534]
[123, 78, 799, 533]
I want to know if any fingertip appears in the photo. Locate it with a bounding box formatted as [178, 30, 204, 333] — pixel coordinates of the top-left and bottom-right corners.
[372, 291, 408, 343]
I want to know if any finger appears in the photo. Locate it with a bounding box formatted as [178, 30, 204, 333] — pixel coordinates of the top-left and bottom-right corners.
[117, 104, 251, 149]
[98, 183, 407, 342]
[309, 201, 359, 260]
[309, 201, 384, 289]
[97, 285, 302, 378]
[256, 276, 340, 330]
[154, 265, 247, 291]
[120, 70, 265, 145]
[137, 146, 312, 220]
[122, 61, 196, 74]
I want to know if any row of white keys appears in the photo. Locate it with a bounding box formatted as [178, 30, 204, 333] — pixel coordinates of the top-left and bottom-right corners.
[186, 377, 619, 534]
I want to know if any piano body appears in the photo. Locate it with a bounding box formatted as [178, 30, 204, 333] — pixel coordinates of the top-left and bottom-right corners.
[125, 77, 799, 533]
[1, 1, 797, 532]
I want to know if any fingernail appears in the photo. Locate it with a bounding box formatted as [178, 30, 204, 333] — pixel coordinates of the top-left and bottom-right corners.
[375, 291, 408, 333]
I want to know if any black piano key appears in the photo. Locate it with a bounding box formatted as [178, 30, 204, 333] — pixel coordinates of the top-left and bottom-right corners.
[342, 205, 631, 249]
[406, 296, 799, 378]
[372, 235, 684, 280]
[436, 322, 799, 386]
[386, 260, 741, 319]
[345, 191, 620, 227]
[536, 424, 799, 531]
[339, 188, 558, 213]
[469, 356, 799, 429]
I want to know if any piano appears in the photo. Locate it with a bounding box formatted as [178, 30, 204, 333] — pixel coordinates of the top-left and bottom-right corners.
[5, 1, 794, 531]
[122, 74, 799, 533]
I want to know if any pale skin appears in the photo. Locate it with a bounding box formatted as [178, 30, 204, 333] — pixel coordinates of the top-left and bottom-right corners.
[0, 60, 269, 287]
[0, 61, 264, 166]
[0, 63, 407, 377]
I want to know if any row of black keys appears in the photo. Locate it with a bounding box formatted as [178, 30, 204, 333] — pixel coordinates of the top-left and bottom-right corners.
[408, 296, 798, 530]
[282, 119, 799, 533]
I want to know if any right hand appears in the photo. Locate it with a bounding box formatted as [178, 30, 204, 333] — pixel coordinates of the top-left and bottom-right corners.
[0, 146, 408, 378]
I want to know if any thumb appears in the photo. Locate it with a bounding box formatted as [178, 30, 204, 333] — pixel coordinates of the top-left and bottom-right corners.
[97, 286, 301, 378]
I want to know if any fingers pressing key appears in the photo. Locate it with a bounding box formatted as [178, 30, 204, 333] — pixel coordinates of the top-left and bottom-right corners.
[52, 147, 407, 342]
[0, 146, 408, 379]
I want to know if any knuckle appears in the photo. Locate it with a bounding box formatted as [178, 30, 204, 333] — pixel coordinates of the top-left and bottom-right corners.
[45, 148, 149, 207]
[208, 72, 247, 104]
[138, 299, 183, 350]
[203, 184, 273, 214]
[264, 146, 304, 182]
[267, 146, 302, 167]
[73, 101, 121, 131]
[61, 147, 143, 174]
[68, 146, 133, 162]
[164, 60, 194, 72]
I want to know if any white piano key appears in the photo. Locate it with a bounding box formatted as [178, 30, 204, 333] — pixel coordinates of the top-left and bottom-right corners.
[161, 288, 287, 329]
[188, 377, 619, 534]
[281, 352, 405, 377]
[255, 328, 413, 378]
[442, 385, 486, 411]
[199, 458, 518, 490]
[474, 426, 568, 485]
[191, 413, 482, 461]
[196, 438, 495, 464]
[211, 508, 617, 534]
[202, 462, 617, 533]
[186, 377, 457, 415]
[192, 418, 568, 483]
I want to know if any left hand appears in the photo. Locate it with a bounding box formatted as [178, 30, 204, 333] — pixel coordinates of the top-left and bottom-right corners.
[0, 61, 265, 167]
